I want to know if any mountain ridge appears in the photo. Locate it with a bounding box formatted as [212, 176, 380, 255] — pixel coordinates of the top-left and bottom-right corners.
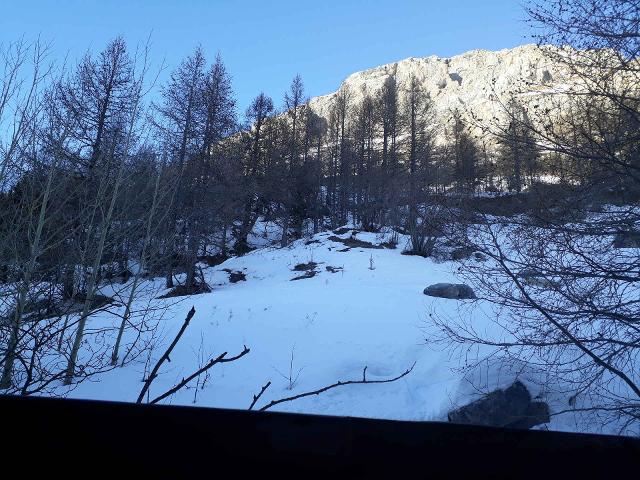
[305, 44, 573, 144]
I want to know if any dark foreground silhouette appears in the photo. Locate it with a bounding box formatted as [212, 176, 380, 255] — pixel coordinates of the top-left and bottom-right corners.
[3, 394, 638, 478]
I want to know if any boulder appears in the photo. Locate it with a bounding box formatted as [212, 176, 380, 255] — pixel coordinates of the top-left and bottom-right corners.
[613, 231, 640, 248]
[423, 283, 476, 299]
[448, 381, 550, 429]
[473, 252, 487, 262]
[517, 268, 558, 289]
[451, 247, 474, 261]
[518, 267, 542, 278]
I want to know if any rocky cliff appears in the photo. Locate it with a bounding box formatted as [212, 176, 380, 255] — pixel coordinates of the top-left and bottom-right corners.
[307, 44, 575, 144]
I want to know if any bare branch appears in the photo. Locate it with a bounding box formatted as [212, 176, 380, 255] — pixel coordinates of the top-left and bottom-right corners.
[136, 306, 196, 403]
[258, 362, 416, 412]
[249, 381, 272, 410]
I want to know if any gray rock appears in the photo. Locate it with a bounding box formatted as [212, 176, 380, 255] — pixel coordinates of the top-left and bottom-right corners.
[613, 231, 640, 248]
[448, 381, 550, 429]
[449, 72, 463, 85]
[509, 401, 551, 430]
[451, 247, 474, 261]
[517, 268, 559, 289]
[306, 45, 580, 157]
[473, 252, 487, 262]
[423, 283, 476, 299]
[518, 267, 542, 278]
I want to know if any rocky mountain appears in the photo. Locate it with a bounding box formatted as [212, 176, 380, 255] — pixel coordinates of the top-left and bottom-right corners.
[306, 44, 575, 145]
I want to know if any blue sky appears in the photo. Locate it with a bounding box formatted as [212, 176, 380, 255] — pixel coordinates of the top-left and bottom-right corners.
[2, 0, 528, 113]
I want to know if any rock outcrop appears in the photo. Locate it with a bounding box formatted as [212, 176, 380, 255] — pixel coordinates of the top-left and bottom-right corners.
[307, 44, 578, 146]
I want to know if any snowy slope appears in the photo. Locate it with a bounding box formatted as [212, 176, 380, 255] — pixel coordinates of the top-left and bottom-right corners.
[63, 226, 603, 433]
[71, 229, 459, 418]
[52, 216, 640, 436]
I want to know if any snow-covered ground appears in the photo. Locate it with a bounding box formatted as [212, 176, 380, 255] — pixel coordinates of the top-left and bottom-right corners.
[63, 225, 621, 434]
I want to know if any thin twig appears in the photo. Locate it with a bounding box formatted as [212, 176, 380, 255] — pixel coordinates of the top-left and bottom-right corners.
[258, 362, 417, 412]
[136, 306, 196, 403]
[149, 346, 250, 404]
[249, 381, 272, 410]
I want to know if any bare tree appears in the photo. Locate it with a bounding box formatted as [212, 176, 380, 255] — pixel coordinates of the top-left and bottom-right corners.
[435, 1, 640, 431]
[234, 92, 274, 254]
[402, 75, 438, 254]
[153, 47, 206, 288]
[0, 38, 53, 190]
[64, 38, 151, 384]
[279, 74, 307, 246]
[496, 96, 539, 192]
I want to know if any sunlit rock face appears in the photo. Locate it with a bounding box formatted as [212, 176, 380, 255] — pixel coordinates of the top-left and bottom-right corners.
[307, 44, 576, 145]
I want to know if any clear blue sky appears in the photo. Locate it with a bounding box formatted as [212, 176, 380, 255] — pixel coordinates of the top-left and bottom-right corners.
[2, 0, 529, 113]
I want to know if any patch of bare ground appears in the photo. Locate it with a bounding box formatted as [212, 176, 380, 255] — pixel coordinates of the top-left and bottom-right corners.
[221, 268, 246, 283]
[159, 283, 212, 299]
[327, 235, 383, 249]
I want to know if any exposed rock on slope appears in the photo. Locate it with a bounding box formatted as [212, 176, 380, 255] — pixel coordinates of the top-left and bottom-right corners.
[307, 44, 575, 144]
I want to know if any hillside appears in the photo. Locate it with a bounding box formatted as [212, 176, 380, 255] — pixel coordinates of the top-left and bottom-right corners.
[66, 224, 602, 434]
[307, 44, 575, 144]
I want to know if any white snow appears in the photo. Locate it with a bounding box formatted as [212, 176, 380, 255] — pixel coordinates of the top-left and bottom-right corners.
[70, 228, 466, 418]
[55, 223, 631, 435]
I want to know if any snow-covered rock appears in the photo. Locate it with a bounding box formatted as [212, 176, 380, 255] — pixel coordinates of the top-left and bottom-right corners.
[448, 380, 550, 429]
